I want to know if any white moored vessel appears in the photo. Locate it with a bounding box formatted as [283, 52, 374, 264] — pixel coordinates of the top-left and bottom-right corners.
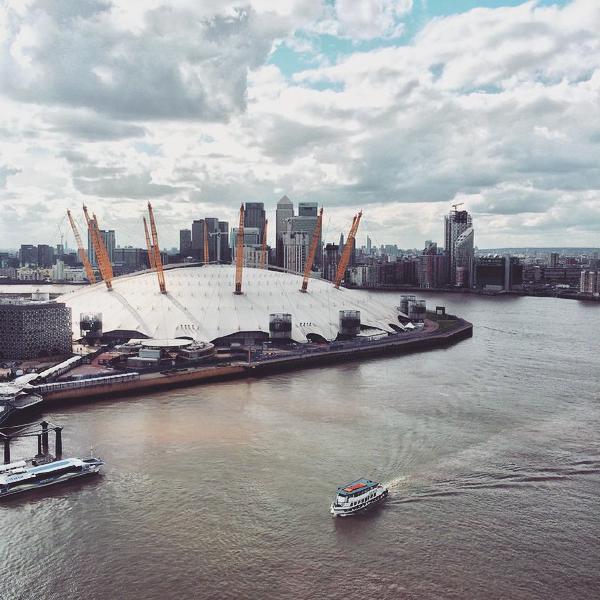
[330, 478, 388, 517]
[0, 457, 104, 499]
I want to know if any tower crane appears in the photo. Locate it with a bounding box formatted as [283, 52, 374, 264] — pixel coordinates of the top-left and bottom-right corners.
[147, 202, 166, 294]
[143, 216, 156, 270]
[259, 219, 268, 269]
[452, 202, 464, 211]
[334, 211, 362, 289]
[234, 204, 245, 294]
[66, 210, 96, 284]
[82, 206, 113, 291]
[300, 208, 323, 292]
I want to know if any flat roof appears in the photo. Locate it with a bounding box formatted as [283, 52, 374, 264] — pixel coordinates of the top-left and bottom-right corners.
[137, 338, 192, 349]
[337, 478, 378, 495]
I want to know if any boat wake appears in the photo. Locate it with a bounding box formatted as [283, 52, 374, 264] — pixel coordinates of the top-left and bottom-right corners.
[387, 458, 600, 504]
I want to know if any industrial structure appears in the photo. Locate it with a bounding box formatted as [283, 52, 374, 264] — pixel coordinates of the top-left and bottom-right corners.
[0, 294, 72, 359]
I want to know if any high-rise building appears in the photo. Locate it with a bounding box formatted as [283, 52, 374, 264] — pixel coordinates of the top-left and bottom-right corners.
[282, 230, 310, 274]
[37, 244, 55, 268]
[179, 229, 192, 257]
[19, 244, 37, 267]
[231, 227, 262, 266]
[298, 202, 318, 217]
[218, 221, 230, 263]
[473, 256, 523, 291]
[550, 252, 560, 268]
[323, 243, 340, 281]
[276, 195, 294, 267]
[114, 247, 147, 273]
[445, 208, 474, 286]
[191, 219, 205, 261]
[417, 242, 449, 289]
[244, 203, 266, 242]
[88, 229, 116, 266]
[192, 218, 230, 263]
[366, 236, 372, 254]
[580, 270, 599, 294]
[281, 211, 321, 272]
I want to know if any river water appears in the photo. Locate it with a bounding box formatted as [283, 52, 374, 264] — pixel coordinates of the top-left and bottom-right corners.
[1, 293, 599, 600]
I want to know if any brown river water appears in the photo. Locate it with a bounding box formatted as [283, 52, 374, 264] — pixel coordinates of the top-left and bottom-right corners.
[1, 292, 599, 599]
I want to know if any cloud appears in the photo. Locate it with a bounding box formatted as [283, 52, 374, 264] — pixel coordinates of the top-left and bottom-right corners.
[1, 0, 600, 249]
[0, 0, 301, 121]
[73, 171, 181, 198]
[46, 109, 146, 141]
[0, 165, 21, 187]
[334, 0, 413, 39]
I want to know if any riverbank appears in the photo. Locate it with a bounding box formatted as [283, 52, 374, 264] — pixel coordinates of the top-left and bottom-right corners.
[35, 318, 472, 406]
[347, 284, 600, 302]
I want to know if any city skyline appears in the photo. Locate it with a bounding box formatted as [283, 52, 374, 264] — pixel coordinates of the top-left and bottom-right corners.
[1, 0, 599, 250]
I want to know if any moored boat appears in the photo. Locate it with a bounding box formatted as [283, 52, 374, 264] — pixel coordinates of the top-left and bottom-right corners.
[0, 456, 104, 499]
[330, 478, 388, 517]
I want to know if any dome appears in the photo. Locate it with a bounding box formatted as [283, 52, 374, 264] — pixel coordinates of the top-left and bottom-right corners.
[58, 265, 401, 343]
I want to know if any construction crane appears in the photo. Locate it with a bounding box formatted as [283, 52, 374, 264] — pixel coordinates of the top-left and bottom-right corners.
[300, 208, 323, 292]
[234, 204, 244, 295]
[334, 211, 362, 289]
[66, 210, 96, 284]
[143, 217, 156, 270]
[452, 202, 464, 211]
[259, 219, 268, 269]
[147, 202, 166, 294]
[82, 206, 113, 291]
[203, 221, 210, 265]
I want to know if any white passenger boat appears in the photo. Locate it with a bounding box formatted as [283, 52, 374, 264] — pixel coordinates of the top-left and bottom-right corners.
[0, 457, 104, 499]
[330, 478, 388, 517]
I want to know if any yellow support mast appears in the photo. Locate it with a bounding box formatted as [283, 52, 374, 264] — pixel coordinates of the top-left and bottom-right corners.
[82, 206, 113, 291]
[147, 202, 167, 294]
[66, 210, 96, 284]
[334, 211, 362, 289]
[300, 208, 323, 292]
[143, 216, 156, 271]
[234, 204, 244, 294]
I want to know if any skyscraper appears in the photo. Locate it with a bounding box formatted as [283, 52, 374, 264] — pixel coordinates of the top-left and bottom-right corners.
[192, 218, 227, 263]
[244, 203, 266, 242]
[88, 229, 115, 266]
[282, 230, 310, 274]
[191, 219, 205, 261]
[444, 207, 474, 286]
[275, 195, 294, 266]
[37, 244, 55, 268]
[298, 202, 318, 217]
[179, 229, 192, 257]
[19, 244, 37, 267]
[281, 209, 321, 273]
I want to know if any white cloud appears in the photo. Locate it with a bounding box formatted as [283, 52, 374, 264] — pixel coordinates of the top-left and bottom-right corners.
[334, 0, 413, 39]
[1, 0, 600, 249]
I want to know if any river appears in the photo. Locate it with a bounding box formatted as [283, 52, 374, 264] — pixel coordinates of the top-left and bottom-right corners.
[1, 292, 598, 599]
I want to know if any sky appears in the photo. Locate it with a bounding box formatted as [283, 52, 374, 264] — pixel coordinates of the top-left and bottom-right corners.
[0, 0, 599, 251]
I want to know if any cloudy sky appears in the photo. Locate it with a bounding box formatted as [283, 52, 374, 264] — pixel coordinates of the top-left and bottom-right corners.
[1, 0, 599, 251]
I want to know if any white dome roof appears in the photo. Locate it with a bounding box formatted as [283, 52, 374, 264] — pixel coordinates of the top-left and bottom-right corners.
[58, 265, 401, 342]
